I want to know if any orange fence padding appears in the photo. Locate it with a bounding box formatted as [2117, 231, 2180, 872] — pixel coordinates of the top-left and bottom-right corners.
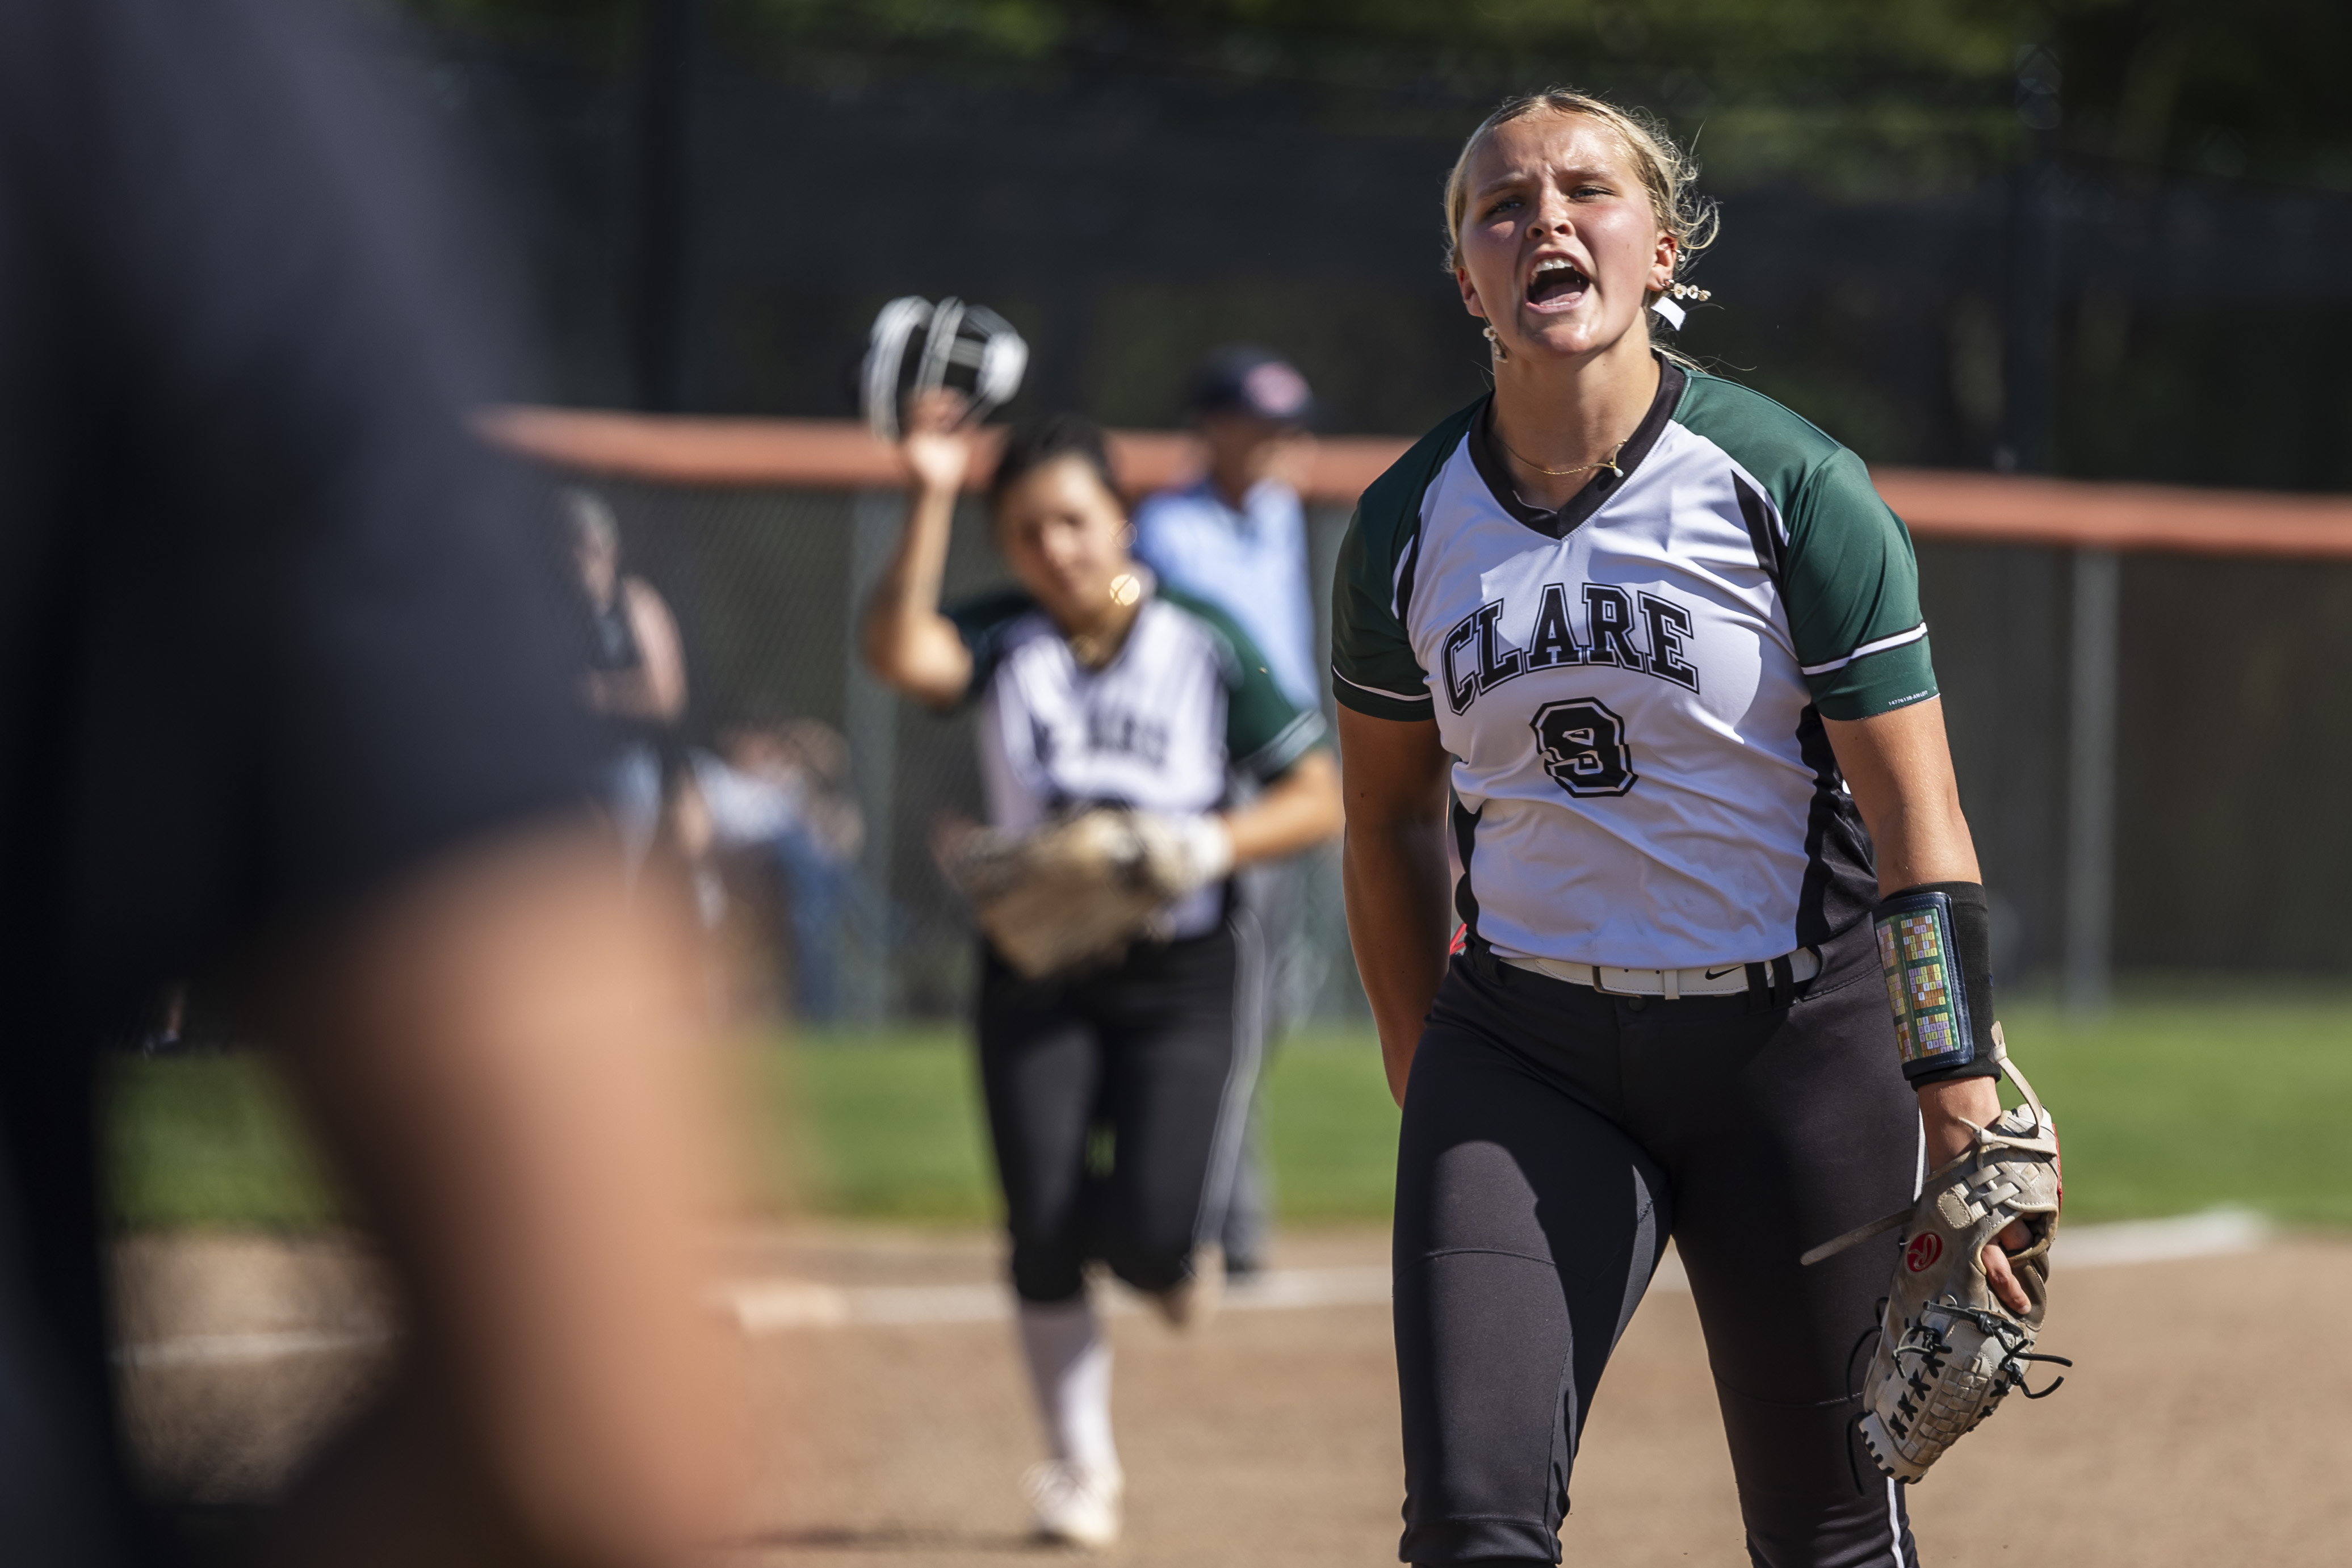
[480, 406, 2352, 560]
[1868, 469, 2352, 559]
[477, 406, 1409, 508]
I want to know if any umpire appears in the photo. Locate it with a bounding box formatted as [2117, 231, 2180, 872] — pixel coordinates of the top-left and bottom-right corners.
[1131, 346, 1322, 1275]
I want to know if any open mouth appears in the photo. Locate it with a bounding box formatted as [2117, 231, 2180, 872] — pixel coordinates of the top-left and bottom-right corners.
[1527, 257, 1590, 307]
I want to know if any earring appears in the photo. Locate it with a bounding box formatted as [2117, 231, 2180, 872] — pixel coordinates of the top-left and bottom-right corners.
[1651, 282, 1714, 331]
[1483, 324, 1510, 362]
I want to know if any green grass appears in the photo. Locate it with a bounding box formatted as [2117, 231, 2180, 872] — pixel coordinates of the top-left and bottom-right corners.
[1995, 1001, 2352, 1227]
[106, 1054, 344, 1231]
[760, 1029, 996, 1222]
[1256, 1029, 1406, 1220]
[761, 1025, 1402, 1224]
[103, 997, 2352, 1231]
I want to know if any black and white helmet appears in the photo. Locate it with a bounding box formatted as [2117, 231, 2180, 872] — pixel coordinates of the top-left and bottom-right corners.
[861, 296, 1029, 442]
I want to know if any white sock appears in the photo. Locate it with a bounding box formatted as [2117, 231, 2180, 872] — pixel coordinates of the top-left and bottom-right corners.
[1016, 1297, 1118, 1479]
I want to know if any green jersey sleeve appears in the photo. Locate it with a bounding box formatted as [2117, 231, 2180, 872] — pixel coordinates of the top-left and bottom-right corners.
[1672, 371, 1938, 722]
[1160, 588, 1327, 780]
[1330, 403, 1480, 722]
[1781, 447, 1938, 720]
[944, 588, 1038, 704]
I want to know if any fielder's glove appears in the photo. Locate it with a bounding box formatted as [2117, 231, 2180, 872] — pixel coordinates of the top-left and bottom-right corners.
[1802, 1032, 2070, 1482]
[936, 807, 1232, 980]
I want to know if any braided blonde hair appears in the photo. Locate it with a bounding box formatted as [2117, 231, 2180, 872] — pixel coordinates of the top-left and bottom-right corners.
[1443, 89, 1718, 300]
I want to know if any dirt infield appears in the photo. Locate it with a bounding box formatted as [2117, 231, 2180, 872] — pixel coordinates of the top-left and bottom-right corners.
[720, 1226, 2352, 1567]
[118, 1226, 2352, 1565]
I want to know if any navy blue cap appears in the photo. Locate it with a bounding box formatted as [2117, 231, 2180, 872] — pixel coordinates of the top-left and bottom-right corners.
[1187, 345, 1315, 425]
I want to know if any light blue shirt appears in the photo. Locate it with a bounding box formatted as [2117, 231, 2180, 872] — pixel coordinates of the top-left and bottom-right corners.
[1131, 477, 1319, 712]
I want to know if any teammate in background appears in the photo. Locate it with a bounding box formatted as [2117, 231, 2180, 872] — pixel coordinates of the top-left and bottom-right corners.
[1131, 346, 1320, 1277]
[0, 0, 736, 1560]
[1335, 93, 2032, 1566]
[567, 488, 690, 867]
[862, 393, 1342, 1549]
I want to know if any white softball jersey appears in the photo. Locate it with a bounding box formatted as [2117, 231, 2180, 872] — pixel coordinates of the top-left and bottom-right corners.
[951, 578, 1326, 940]
[1332, 360, 1938, 972]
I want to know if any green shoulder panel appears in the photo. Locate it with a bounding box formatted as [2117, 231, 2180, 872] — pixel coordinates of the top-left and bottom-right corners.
[1159, 585, 1327, 779]
[1670, 370, 1844, 515]
[1330, 399, 1483, 722]
[1674, 372, 1938, 722]
[945, 586, 1039, 697]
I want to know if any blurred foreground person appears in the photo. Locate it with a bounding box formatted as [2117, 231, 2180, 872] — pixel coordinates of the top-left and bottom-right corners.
[0, 2, 736, 1564]
[1132, 345, 1320, 1278]
[862, 393, 1341, 1549]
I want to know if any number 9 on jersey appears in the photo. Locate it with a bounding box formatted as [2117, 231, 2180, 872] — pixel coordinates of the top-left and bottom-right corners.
[1531, 698, 1638, 798]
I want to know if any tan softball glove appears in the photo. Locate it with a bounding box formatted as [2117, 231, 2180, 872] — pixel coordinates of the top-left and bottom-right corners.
[1802, 1037, 2070, 1483]
[936, 807, 1232, 980]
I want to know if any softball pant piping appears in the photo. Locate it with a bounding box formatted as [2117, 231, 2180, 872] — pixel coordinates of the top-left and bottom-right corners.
[1192, 908, 1267, 1250]
[1872, 1112, 1927, 1568]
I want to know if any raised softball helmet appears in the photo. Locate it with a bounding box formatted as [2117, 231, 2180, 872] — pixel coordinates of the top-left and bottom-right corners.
[861, 296, 1029, 443]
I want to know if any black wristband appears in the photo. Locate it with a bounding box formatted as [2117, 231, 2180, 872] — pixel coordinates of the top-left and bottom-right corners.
[1873, 881, 2000, 1087]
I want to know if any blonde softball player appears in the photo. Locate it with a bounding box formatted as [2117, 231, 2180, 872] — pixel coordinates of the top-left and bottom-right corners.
[1335, 91, 2037, 1567]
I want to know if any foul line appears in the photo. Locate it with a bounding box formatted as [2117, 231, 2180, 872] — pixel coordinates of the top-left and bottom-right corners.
[112, 1326, 394, 1370]
[106, 1209, 2278, 1360]
[714, 1208, 2274, 1336]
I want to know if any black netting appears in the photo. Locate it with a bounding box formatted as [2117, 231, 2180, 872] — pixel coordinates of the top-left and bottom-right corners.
[1924, 542, 2352, 984]
[552, 466, 2352, 1022]
[565, 474, 1361, 1023]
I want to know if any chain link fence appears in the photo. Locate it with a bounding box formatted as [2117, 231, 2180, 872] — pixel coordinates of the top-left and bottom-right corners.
[548, 460, 2352, 1026]
[576, 473, 1360, 1024]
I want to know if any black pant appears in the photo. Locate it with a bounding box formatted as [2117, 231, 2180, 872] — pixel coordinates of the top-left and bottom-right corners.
[1394, 931, 1922, 1568]
[977, 917, 1263, 1303]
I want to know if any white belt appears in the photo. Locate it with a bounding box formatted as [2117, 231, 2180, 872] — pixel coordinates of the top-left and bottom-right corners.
[1499, 946, 1822, 1000]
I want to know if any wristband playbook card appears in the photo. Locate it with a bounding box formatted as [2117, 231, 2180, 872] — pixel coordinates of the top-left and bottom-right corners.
[1875, 888, 1978, 1080]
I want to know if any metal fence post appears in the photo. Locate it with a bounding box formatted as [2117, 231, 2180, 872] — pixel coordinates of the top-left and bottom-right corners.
[844, 489, 902, 1024]
[2064, 547, 2119, 1012]
[2001, 49, 2061, 477]
[1305, 502, 1364, 1021]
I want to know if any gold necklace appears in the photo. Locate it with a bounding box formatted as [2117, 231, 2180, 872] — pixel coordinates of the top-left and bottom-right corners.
[1066, 573, 1147, 669]
[1494, 426, 1626, 479]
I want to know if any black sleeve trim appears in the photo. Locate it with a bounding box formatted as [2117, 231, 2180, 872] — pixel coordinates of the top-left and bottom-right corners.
[1394, 519, 1426, 627]
[1734, 473, 1785, 582]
